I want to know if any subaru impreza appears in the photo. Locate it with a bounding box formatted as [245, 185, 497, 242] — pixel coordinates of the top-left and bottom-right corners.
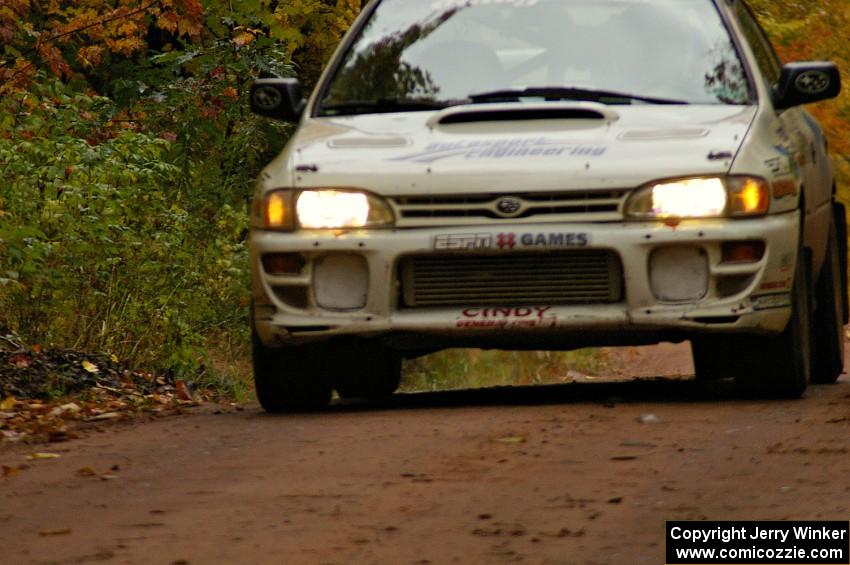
[248, 0, 845, 410]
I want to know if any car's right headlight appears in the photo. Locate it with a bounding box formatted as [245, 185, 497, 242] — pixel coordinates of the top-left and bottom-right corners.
[624, 176, 769, 219]
[251, 188, 395, 231]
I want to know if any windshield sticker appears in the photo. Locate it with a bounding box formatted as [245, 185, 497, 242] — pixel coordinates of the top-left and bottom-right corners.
[433, 231, 590, 250]
[391, 137, 607, 164]
[432, 0, 539, 10]
[456, 306, 557, 329]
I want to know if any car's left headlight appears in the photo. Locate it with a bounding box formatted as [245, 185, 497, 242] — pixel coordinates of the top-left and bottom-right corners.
[296, 189, 394, 229]
[625, 176, 769, 219]
[252, 188, 395, 230]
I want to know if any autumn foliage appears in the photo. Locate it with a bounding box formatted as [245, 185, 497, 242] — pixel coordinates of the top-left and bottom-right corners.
[749, 0, 850, 188]
[0, 0, 362, 378]
[0, 0, 848, 383]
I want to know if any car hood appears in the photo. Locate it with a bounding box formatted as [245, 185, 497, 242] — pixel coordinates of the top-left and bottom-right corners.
[272, 104, 756, 195]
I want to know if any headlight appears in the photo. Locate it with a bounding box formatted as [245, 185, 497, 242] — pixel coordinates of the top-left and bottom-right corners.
[252, 189, 395, 230]
[625, 176, 769, 219]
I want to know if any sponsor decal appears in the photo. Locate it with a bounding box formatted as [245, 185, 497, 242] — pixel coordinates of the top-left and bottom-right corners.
[434, 231, 590, 250]
[497, 232, 517, 249]
[434, 233, 493, 250]
[765, 156, 792, 176]
[521, 232, 588, 247]
[771, 144, 801, 176]
[771, 179, 797, 199]
[779, 252, 794, 273]
[753, 293, 792, 311]
[391, 137, 607, 164]
[456, 306, 557, 329]
[760, 278, 792, 291]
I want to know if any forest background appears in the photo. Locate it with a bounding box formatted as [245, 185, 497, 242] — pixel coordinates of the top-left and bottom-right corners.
[1, 0, 847, 397]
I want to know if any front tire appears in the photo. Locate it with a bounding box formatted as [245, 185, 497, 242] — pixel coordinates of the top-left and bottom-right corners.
[691, 252, 812, 398]
[811, 214, 846, 384]
[734, 252, 812, 397]
[252, 332, 333, 412]
[334, 343, 402, 399]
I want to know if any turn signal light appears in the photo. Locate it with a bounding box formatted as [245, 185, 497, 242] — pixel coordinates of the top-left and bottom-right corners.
[721, 241, 765, 264]
[262, 253, 305, 275]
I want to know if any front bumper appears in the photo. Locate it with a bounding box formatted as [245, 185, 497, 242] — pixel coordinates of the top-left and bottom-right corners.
[250, 213, 798, 350]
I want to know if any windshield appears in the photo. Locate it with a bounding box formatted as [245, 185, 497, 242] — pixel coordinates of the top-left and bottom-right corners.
[318, 0, 753, 115]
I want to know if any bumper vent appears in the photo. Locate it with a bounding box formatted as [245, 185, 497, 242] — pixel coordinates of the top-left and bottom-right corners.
[400, 251, 623, 307]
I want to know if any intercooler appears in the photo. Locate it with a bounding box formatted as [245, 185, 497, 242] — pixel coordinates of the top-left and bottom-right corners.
[399, 251, 623, 307]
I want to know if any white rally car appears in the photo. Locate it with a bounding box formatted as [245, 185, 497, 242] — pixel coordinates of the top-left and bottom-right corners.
[248, 0, 845, 410]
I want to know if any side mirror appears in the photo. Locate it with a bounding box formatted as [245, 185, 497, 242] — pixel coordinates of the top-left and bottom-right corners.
[772, 62, 841, 111]
[250, 78, 306, 122]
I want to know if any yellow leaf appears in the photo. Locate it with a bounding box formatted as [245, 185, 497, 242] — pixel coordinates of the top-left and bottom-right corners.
[82, 360, 99, 373]
[233, 31, 255, 47]
[27, 452, 61, 460]
[0, 396, 15, 410]
[110, 354, 119, 363]
[494, 436, 526, 444]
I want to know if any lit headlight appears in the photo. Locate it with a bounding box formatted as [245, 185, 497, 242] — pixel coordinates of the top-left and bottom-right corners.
[625, 176, 769, 219]
[252, 189, 395, 230]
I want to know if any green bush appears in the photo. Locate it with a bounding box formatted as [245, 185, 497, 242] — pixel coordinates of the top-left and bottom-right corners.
[0, 78, 254, 376]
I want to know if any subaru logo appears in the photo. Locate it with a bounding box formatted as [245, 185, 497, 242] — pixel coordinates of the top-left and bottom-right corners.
[495, 196, 523, 217]
[795, 70, 831, 95]
[252, 86, 283, 111]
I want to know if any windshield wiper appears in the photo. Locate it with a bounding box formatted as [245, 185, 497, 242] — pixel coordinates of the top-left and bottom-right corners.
[320, 98, 453, 116]
[467, 87, 689, 106]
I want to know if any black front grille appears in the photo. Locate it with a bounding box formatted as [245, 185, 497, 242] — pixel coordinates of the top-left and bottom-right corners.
[400, 251, 623, 307]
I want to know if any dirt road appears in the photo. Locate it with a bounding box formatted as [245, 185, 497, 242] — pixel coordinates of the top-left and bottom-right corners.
[3, 343, 850, 564]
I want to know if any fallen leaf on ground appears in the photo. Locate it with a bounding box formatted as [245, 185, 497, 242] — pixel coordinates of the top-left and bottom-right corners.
[27, 452, 61, 460]
[2, 465, 17, 477]
[87, 412, 121, 421]
[77, 466, 97, 477]
[175, 380, 195, 402]
[494, 436, 526, 444]
[81, 360, 99, 373]
[10, 353, 31, 368]
[0, 396, 16, 410]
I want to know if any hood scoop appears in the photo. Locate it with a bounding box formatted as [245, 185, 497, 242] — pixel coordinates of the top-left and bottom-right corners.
[428, 102, 620, 128]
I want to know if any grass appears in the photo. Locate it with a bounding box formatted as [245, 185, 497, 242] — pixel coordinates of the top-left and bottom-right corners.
[197, 344, 612, 401]
[400, 348, 611, 392]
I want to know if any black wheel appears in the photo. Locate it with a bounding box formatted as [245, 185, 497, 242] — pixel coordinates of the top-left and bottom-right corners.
[252, 331, 333, 412]
[691, 337, 735, 382]
[334, 343, 402, 399]
[811, 214, 846, 384]
[691, 252, 812, 398]
[732, 251, 812, 398]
